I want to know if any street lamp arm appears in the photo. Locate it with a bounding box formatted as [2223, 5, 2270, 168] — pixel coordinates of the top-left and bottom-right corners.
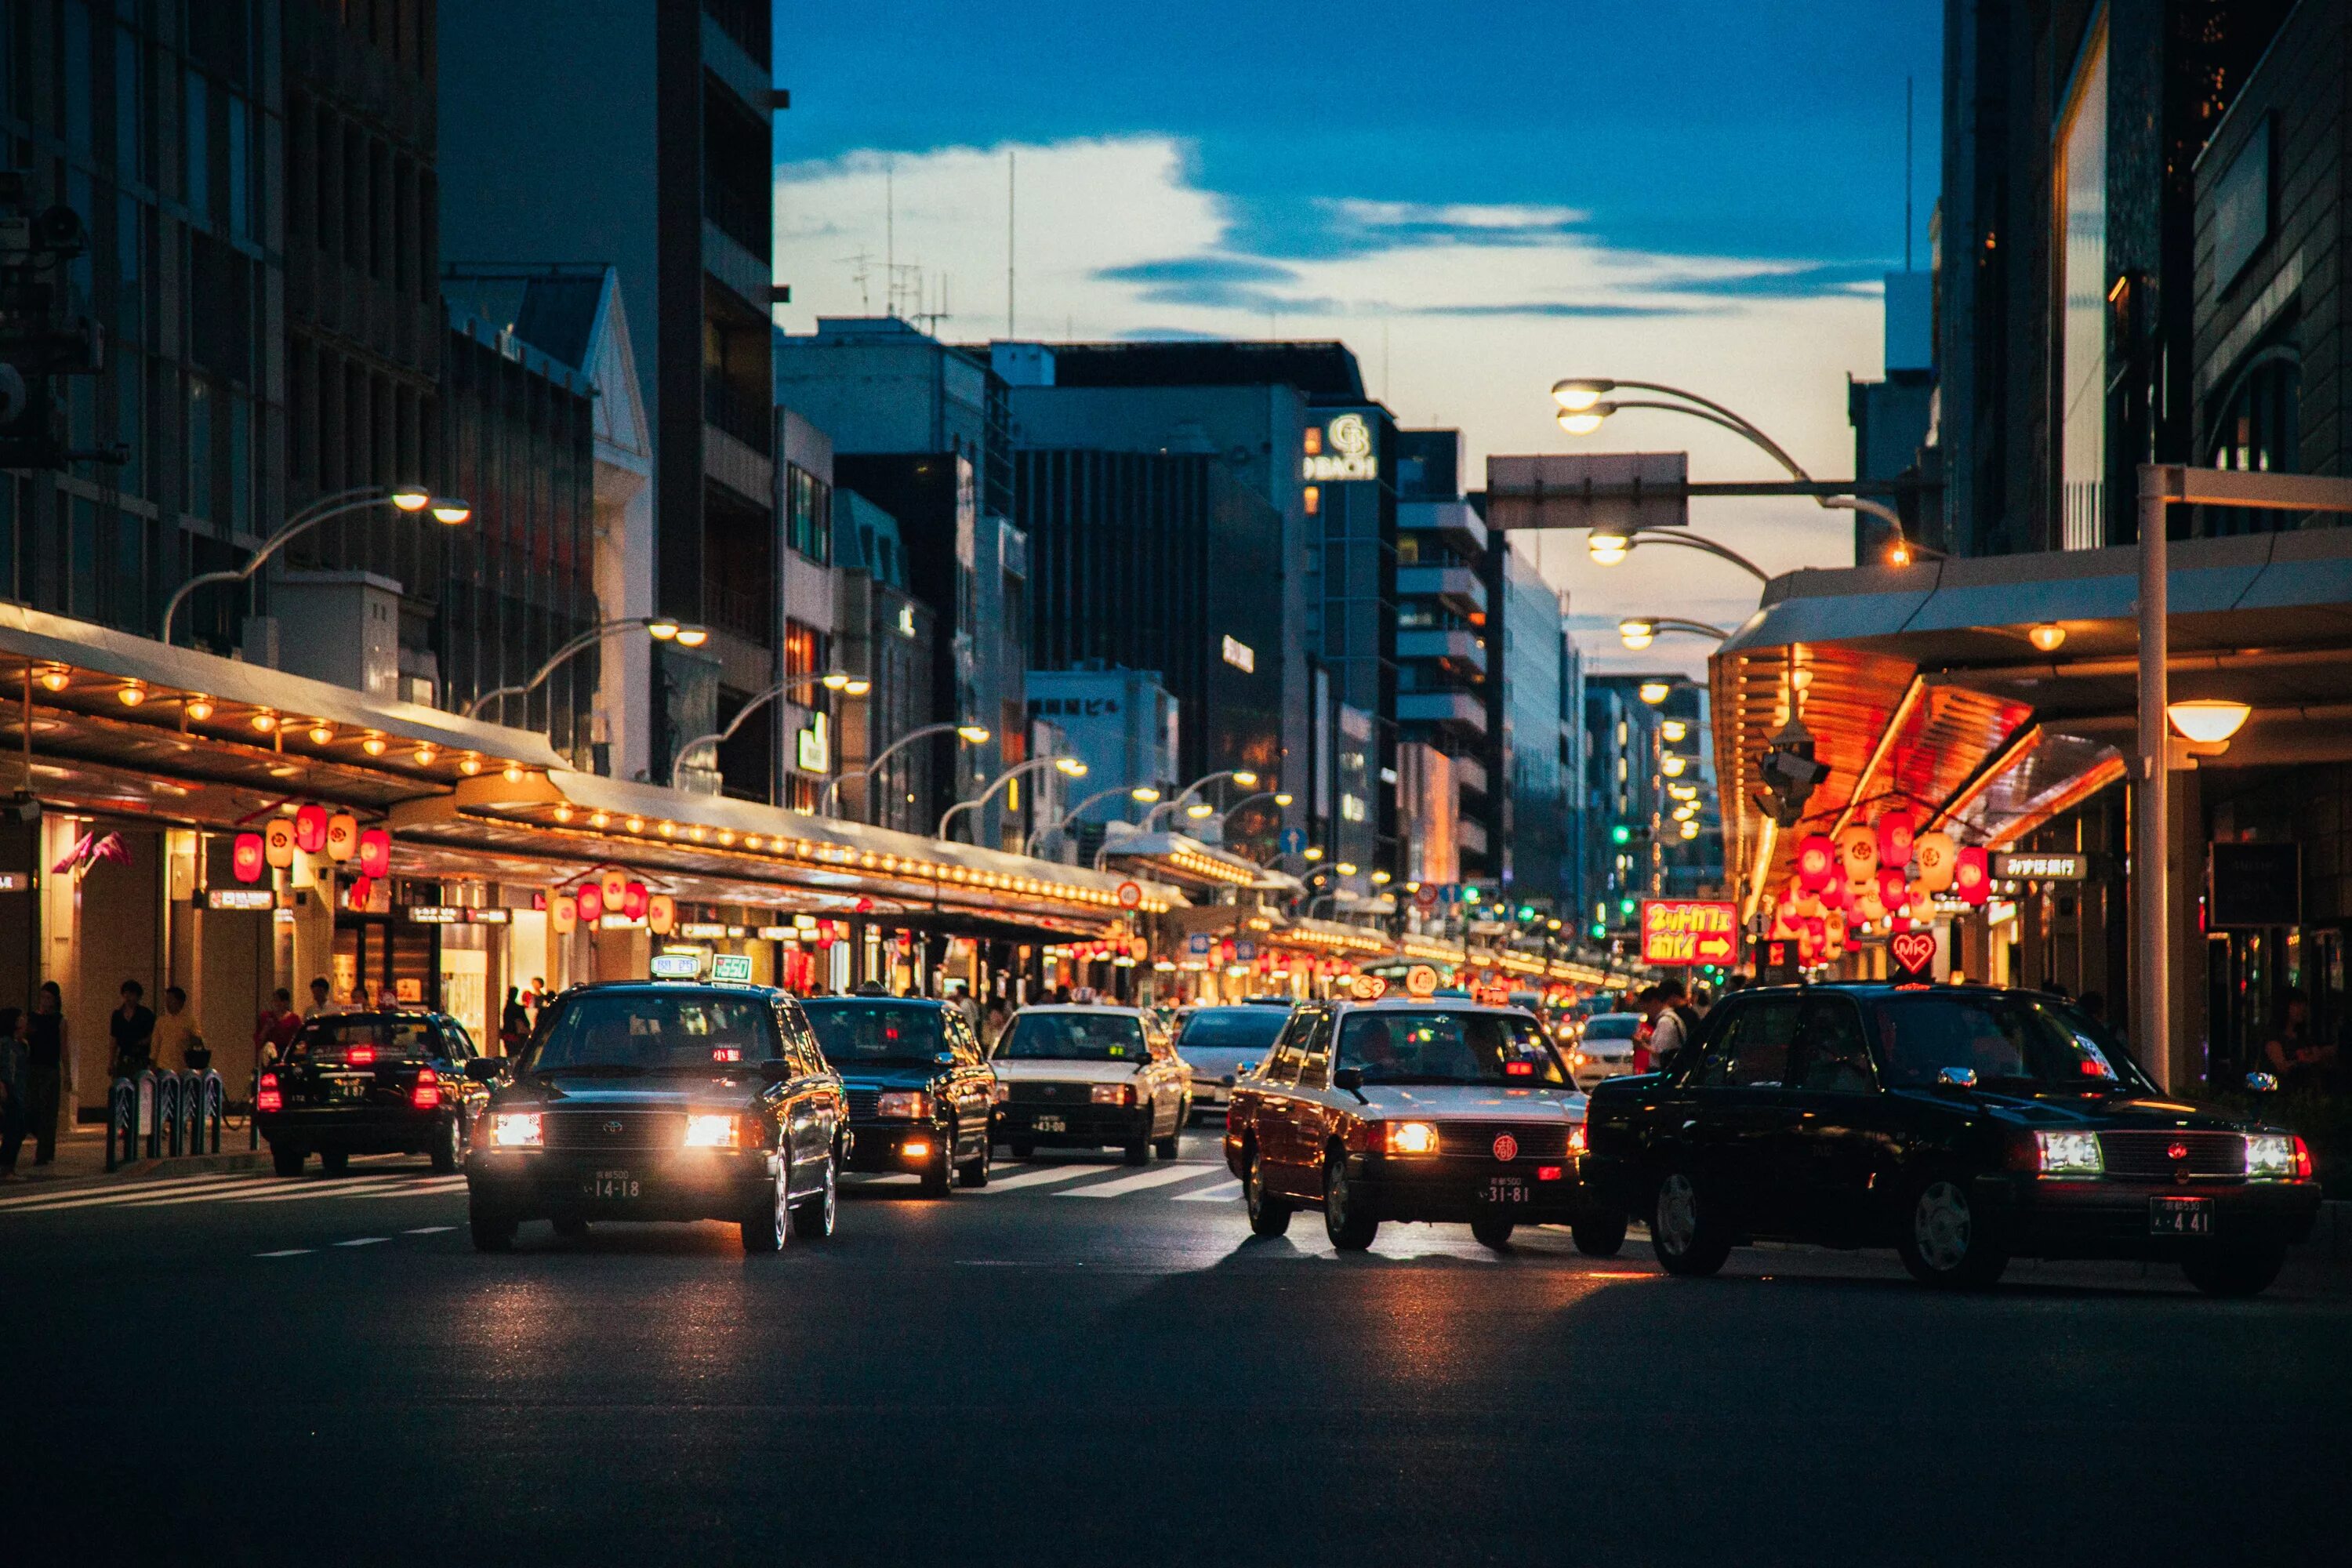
[1601, 399, 1807, 477]
[159, 493, 389, 644]
[818, 720, 975, 818]
[1631, 616, 1732, 641]
[938, 754, 1065, 843]
[673, 674, 838, 773]
[1142, 768, 1251, 829]
[1622, 530, 1770, 583]
[1023, 782, 1149, 856]
[463, 619, 651, 719]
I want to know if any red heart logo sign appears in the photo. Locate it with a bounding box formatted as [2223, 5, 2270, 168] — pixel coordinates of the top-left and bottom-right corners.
[1890, 931, 1936, 975]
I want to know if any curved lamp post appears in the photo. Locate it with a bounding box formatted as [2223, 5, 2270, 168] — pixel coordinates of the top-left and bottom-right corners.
[1022, 782, 1160, 858]
[463, 616, 710, 720]
[1551, 378, 1933, 563]
[671, 671, 869, 778]
[1141, 768, 1261, 830]
[817, 720, 990, 819]
[160, 485, 472, 645]
[937, 755, 1086, 844]
[1587, 528, 1769, 582]
[1617, 616, 1730, 651]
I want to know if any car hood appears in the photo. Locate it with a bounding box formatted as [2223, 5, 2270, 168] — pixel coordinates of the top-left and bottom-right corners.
[990, 1058, 1154, 1086]
[1352, 1084, 1588, 1122]
[1960, 1092, 2256, 1132]
[1181, 1047, 1269, 1076]
[495, 1077, 763, 1113]
[836, 1065, 946, 1091]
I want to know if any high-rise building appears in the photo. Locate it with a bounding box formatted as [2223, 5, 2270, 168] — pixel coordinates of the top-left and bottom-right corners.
[831, 488, 935, 834]
[1392, 429, 1490, 886]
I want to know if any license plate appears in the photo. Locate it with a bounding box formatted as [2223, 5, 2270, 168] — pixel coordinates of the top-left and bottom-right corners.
[1486, 1177, 1530, 1207]
[584, 1169, 641, 1200]
[1033, 1115, 1066, 1134]
[329, 1077, 368, 1102]
[2150, 1196, 2211, 1236]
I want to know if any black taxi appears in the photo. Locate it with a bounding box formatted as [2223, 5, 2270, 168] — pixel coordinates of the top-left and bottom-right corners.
[800, 996, 996, 1194]
[1224, 996, 1622, 1253]
[256, 1011, 493, 1177]
[1584, 982, 2322, 1294]
[463, 982, 844, 1254]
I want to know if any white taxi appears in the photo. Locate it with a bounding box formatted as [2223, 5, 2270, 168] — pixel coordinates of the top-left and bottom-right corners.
[988, 1005, 1192, 1163]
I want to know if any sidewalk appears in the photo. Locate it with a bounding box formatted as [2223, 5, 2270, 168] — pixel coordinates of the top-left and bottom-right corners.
[5, 1122, 269, 1194]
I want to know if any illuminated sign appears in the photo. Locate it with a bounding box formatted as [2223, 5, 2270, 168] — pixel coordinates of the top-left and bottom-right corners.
[898, 604, 918, 638]
[0, 871, 28, 893]
[1991, 851, 2086, 881]
[650, 954, 700, 979]
[678, 921, 730, 939]
[757, 926, 797, 941]
[1221, 635, 1255, 673]
[206, 887, 276, 911]
[797, 711, 830, 773]
[404, 906, 462, 924]
[710, 954, 755, 983]
[1639, 898, 1740, 966]
[1302, 413, 1378, 482]
[468, 907, 510, 924]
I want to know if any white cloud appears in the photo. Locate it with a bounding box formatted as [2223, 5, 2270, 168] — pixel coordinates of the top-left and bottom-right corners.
[777, 136, 1890, 679]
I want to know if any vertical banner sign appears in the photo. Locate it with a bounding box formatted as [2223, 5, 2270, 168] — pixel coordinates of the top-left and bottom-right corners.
[1639, 899, 1741, 966]
[325, 812, 358, 862]
[264, 818, 296, 869]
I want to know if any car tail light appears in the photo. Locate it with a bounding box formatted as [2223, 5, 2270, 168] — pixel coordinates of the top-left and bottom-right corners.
[1504, 1060, 1534, 1077]
[1089, 1083, 1134, 1106]
[256, 1073, 281, 1113]
[410, 1068, 440, 1110]
[1537, 1164, 1564, 1181]
[2295, 1135, 2314, 1181]
[348, 1046, 376, 1065]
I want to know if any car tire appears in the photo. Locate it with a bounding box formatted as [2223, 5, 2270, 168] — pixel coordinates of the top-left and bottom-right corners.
[430, 1115, 463, 1175]
[956, 1128, 992, 1188]
[468, 1197, 517, 1253]
[920, 1127, 956, 1197]
[317, 1148, 350, 1178]
[1573, 1210, 1629, 1257]
[1470, 1215, 1515, 1250]
[2180, 1243, 2286, 1298]
[1154, 1114, 1181, 1161]
[1323, 1151, 1379, 1251]
[1896, 1174, 2009, 1290]
[552, 1218, 590, 1240]
[1650, 1170, 1732, 1278]
[1244, 1145, 1291, 1237]
[793, 1152, 839, 1240]
[270, 1142, 304, 1178]
[1123, 1123, 1152, 1166]
[1009, 1140, 1036, 1161]
[742, 1167, 792, 1253]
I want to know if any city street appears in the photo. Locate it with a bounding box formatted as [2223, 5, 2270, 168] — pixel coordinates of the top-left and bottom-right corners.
[8, 1134, 2347, 1567]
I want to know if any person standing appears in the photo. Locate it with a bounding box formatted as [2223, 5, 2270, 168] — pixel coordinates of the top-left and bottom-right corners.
[156, 985, 205, 1071]
[499, 987, 532, 1056]
[0, 1007, 27, 1178]
[25, 982, 64, 1165]
[1650, 977, 1697, 1076]
[107, 980, 158, 1082]
[253, 988, 301, 1069]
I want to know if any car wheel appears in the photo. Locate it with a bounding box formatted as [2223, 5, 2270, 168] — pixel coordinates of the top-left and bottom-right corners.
[956, 1128, 992, 1188]
[270, 1142, 304, 1178]
[1244, 1145, 1292, 1237]
[1650, 1170, 1732, 1277]
[2180, 1243, 2286, 1298]
[551, 1218, 590, 1240]
[742, 1166, 791, 1254]
[1470, 1215, 1515, 1250]
[1123, 1122, 1152, 1166]
[1896, 1175, 2009, 1290]
[1154, 1114, 1181, 1161]
[1323, 1151, 1379, 1251]
[1009, 1140, 1036, 1162]
[1572, 1210, 1628, 1257]
[317, 1148, 350, 1178]
[468, 1196, 516, 1253]
[793, 1151, 839, 1240]
[430, 1115, 463, 1175]
[920, 1127, 956, 1197]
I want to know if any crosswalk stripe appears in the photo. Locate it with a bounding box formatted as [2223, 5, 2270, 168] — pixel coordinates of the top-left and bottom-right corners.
[1173, 1178, 1243, 1203]
[1058, 1164, 1211, 1198]
[854, 1173, 920, 1185]
[0, 1176, 274, 1215]
[0, 1172, 261, 1213]
[254, 1248, 313, 1258]
[404, 1225, 455, 1235]
[334, 1236, 390, 1247]
[979, 1163, 1123, 1192]
[212, 1176, 427, 1206]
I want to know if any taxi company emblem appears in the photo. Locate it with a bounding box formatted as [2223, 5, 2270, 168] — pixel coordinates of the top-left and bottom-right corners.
[603, 1121, 624, 1135]
[2168, 1141, 2189, 1161]
[1492, 1133, 1519, 1163]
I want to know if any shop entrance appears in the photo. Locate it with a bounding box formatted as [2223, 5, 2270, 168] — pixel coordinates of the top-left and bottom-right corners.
[332, 917, 441, 1011]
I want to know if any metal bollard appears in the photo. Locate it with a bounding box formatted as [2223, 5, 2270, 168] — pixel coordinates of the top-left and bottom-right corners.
[159, 1073, 183, 1158]
[200, 1071, 225, 1154]
[136, 1069, 159, 1160]
[105, 1078, 136, 1172]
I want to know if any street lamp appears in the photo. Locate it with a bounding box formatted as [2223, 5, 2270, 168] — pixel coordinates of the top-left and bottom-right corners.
[671, 671, 869, 778]
[1587, 528, 1769, 582]
[1142, 768, 1261, 829]
[815, 720, 990, 819]
[1618, 616, 1730, 651]
[937, 754, 1086, 844]
[1022, 781, 1162, 857]
[1550, 377, 1928, 564]
[160, 484, 472, 644]
[463, 616, 711, 720]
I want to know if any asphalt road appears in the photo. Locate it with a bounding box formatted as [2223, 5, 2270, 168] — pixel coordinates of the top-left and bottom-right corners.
[7, 1131, 2347, 1567]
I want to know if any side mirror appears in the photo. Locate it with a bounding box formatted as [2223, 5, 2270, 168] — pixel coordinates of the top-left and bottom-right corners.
[1936, 1066, 1978, 1091]
[934, 1051, 958, 1067]
[463, 1058, 503, 1083]
[1236, 1061, 1258, 1078]
[759, 1060, 794, 1085]
[1333, 1066, 1364, 1094]
[2245, 1071, 2280, 1093]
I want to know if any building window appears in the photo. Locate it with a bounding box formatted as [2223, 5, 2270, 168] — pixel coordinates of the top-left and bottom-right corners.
[2203, 353, 2301, 535]
[786, 463, 831, 564]
[2056, 18, 2108, 550]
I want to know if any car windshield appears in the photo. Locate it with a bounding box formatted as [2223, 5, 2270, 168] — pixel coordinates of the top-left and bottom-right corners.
[1176, 1008, 1290, 1058]
[1335, 1010, 1570, 1087]
[288, 1016, 437, 1060]
[1581, 1014, 1641, 1040]
[1871, 994, 2147, 1094]
[800, 1000, 946, 1066]
[527, 992, 779, 1075]
[997, 1011, 1149, 1062]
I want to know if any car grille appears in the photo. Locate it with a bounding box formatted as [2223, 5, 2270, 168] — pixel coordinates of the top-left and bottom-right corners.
[1436, 1120, 1573, 1163]
[543, 1110, 687, 1152]
[1008, 1081, 1096, 1105]
[844, 1088, 882, 1121]
[2097, 1131, 2245, 1181]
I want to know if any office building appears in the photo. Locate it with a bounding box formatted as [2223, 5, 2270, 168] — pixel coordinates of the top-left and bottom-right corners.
[831, 488, 935, 834]
[1025, 664, 1179, 859]
[1392, 429, 1490, 884]
[1491, 542, 1570, 909]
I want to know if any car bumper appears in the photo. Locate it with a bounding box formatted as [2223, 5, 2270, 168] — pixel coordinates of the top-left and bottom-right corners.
[993, 1103, 1152, 1146]
[1344, 1152, 1606, 1225]
[464, 1147, 780, 1222]
[1187, 1082, 1232, 1117]
[1978, 1175, 2323, 1258]
[257, 1106, 447, 1152]
[843, 1120, 946, 1171]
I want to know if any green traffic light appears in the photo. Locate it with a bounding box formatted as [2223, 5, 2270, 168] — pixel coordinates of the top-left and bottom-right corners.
[1590, 923, 1606, 938]
[1610, 825, 1632, 845]
[1619, 898, 1636, 915]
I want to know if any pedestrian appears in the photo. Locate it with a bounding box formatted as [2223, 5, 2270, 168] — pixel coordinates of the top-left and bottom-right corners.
[25, 982, 64, 1165]
[157, 985, 207, 1071]
[106, 979, 158, 1082]
[983, 1000, 1009, 1047]
[499, 987, 531, 1056]
[253, 988, 302, 1070]
[1630, 985, 1661, 1074]
[0, 1007, 27, 1178]
[1652, 977, 1698, 1075]
[2263, 989, 2336, 1092]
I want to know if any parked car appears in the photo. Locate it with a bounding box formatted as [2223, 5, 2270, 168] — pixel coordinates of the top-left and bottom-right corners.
[256, 1011, 492, 1177]
[1224, 997, 1621, 1254]
[463, 982, 844, 1254]
[989, 1005, 1191, 1163]
[800, 996, 996, 1194]
[1584, 983, 2323, 1294]
[1173, 1003, 1293, 1122]
[1567, 1012, 1643, 1089]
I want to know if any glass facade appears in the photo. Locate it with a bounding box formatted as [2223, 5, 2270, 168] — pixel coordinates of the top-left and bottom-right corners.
[2057, 21, 2109, 551]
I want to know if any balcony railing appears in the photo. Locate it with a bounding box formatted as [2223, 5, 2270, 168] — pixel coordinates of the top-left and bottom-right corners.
[704, 178, 771, 264]
[703, 372, 772, 452]
[702, 577, 772, 646]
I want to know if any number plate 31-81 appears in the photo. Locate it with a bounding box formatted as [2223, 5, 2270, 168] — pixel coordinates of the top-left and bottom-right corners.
[585, 1170, 641, 1200]
[1486, 1176, 1530, 1207]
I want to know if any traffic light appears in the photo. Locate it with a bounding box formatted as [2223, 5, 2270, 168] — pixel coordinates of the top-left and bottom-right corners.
[1619, 898, 1636, 916]
[1610, 825, 1632, 845]
[1590, 922, 1606, 939]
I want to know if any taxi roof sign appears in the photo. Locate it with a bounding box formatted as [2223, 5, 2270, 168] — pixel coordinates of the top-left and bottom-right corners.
[1639, 898, 1740, 967]
[1403, 964, 1439, 999]
[649, 953, 699, 980]
[710, 953, 755, 984]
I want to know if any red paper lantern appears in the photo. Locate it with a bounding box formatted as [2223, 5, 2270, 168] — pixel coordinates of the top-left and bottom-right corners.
[623, 881, 648, 920]
[231, 832, 266, 884]
[1953, 846, 1990, 906]
[1878, 867, 1909, 911]
[575, 883, 604, 922]
[358, 827, 391, 880]
[1876, 811, 1916, 873]
[1795, 833, 1838, 891]
[1818, 877, 1849, 912]
[294, 803, 329, 854]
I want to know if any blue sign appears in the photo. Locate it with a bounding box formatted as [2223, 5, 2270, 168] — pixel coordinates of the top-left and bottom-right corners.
[1235, 938, 1257, 961]
[1187, 934, 1213, 957]
[1278, 827, 1306, 855]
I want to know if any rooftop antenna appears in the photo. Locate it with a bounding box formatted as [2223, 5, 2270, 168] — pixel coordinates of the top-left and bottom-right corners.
[844, 250, 873, 312]
[1904, 77, 1915, 273]
[1007, 147, 1017, 338]
[885, 156, 896, 315]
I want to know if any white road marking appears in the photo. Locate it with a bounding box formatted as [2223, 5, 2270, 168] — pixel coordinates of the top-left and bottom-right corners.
[978, 1163, 1121, 1192]
[208, 1176, 424, 1205]
[254, 1248, 313, 1258]
[403, 1225, 455, 1235]
[333, 1236, 390, 1247]
[1173, 1178, 1243, 1203]
[852, 1173, 920, 1185]
[1058, 1164, 1210, 1198]
[0, 1174, 265, 1214]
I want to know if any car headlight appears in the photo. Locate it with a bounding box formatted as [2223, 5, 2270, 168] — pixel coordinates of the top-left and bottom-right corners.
[684, 1112, 742, 1148]
[1091, 1083, 1134, 1106]
[2246, 1132, 2310, 1180]
[877, 1091, 932, 1119]
[490, 1112, 543, 1148]
[2034, 1130, 2103, 1174]
[1384, 1120, 1440, 1156]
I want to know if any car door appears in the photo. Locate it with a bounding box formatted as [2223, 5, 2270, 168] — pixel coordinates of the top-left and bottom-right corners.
[1681, 996, 1804, 1236]
[943, 1011, 990, 1158]
[1252, 1009, 1316, 1196]
[1287, 1012, 1338, 1177]
[775, 1000, 831, 1194]
[1779, 995, 1889, 1244]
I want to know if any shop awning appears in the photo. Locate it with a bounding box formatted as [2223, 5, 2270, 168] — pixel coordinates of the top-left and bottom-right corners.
[1095, 830, 1275, 891]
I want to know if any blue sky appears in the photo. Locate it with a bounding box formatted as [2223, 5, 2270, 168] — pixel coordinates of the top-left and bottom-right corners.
[772, 1, 1943, 671]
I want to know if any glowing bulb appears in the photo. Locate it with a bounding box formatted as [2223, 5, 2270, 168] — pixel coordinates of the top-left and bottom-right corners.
[429, 499, 473, 525]
[1185, 802, 1214, 819]
[1130, 786, 1160, 803]
[1232, 771, 1260, 788]
[503, 765, 524, 783]
[459, 754, 482, 776]
[38, 666, 70, 692]
[1619, 619, 1656, 651]
[625, 817, 644, 833]
[183, 696, 215, 721]
[956, 725, 990, 744]
[1663, 720, 1688, 742]
[673, 626, 709, 648]
[250, 710, 278, 733]
[308, 722, 335, 745]
[590, 811, 610, 828]
[2028, 624, 2066, 652]
[116, 683, 147, 706]
[554, 806, 573, 823]
[647, 619, 681, 641]
[1639, 681, 1671, 704]
[1588, 532, 1630, 565]
[362, 735, 388, 756]
[413, 746, 437, 766]
[2167, 699, 2252, 744]
[1274, 792, 1294, 807]
[1551, 378, 1612, 412]
[390, 487, 431, 512]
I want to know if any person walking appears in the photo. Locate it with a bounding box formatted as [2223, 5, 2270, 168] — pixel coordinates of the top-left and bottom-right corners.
[499, 987, 532, 1056]
[157, 985, 206, 1071]
[308, 976, 347, 1018]
[0, 1007, 27, 1179]
[25, 982, 64, 1165]
[253, 988, 301, 1069]
[1650, 978, 1697, 1076]
[106, 980, 158, 1082]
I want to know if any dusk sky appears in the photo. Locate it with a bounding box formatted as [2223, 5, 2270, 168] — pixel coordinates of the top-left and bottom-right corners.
[772, 1, 1944, 673]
